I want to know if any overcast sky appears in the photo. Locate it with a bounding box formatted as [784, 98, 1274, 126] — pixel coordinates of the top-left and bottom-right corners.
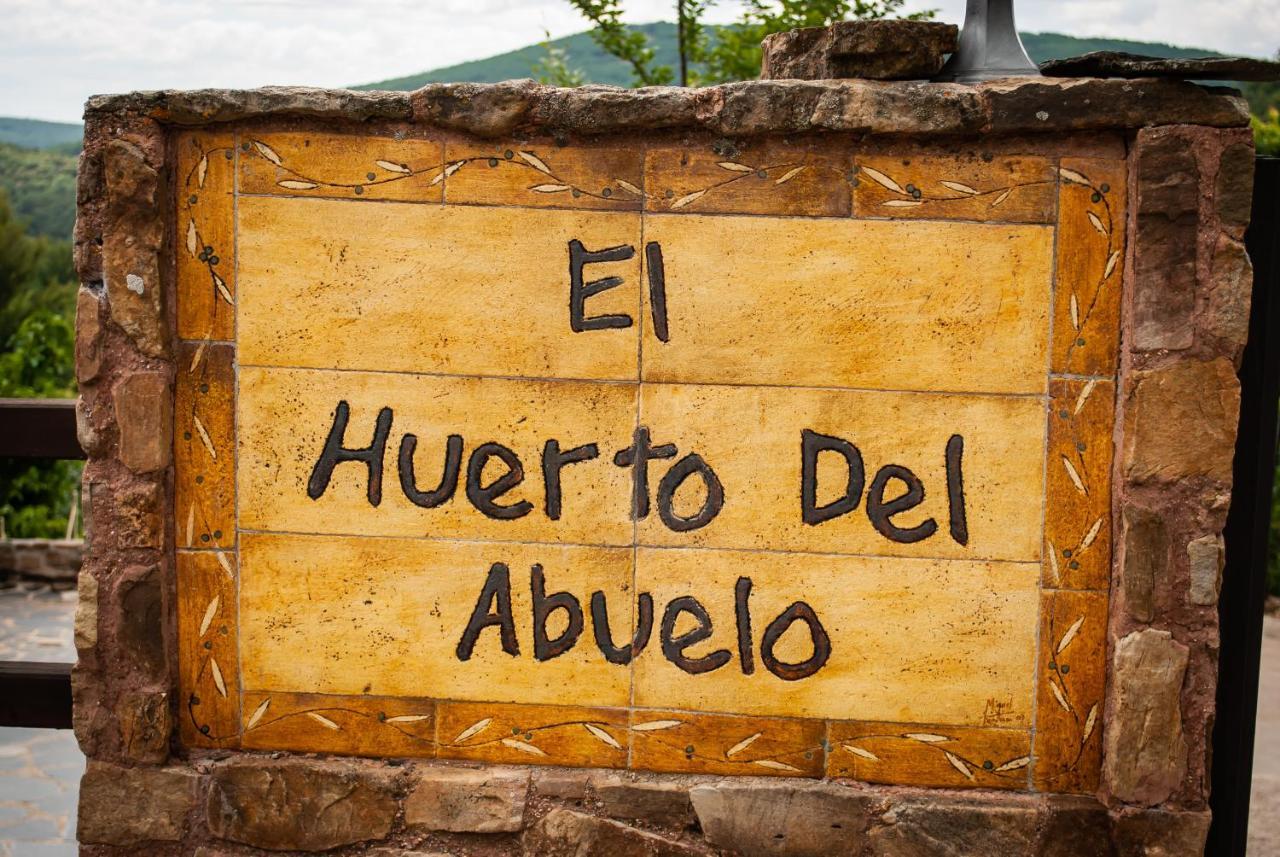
[2, 0, 1276, 123]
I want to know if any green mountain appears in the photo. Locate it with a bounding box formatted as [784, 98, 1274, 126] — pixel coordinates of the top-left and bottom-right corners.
[357, 22, 681, 90]
[0, 117, 82, 153]
[0, 143, 77, 238]
[356, 25, 1242, 91]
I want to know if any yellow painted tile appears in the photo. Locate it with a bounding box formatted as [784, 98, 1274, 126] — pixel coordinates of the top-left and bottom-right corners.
[238, 131, 444, 202]
[629, 709, 826, 777]
[635, 383, 1045, 562]
[175, 341, 235, 551]
[853, 154, 1056, 222]
[1052, 158, 1126, 376]
[240, 691, 436, 758]
[176, 130, 236, 340]
[238, 532, 634, 708]
[631, 547, 1040, 725]
[177, 550, 240, 747]
[236, 196, 641, 381]
[444, 140, 644, 210]
[1033, 589, 1107, 794]
[1044, 379, 1115, 590]
[645, 140, 850, 217]
[237, 367, 636, 546]
[828, 721, 1030, 789]
[437, 701, 628, 769]
[640, 215, 1053, 394]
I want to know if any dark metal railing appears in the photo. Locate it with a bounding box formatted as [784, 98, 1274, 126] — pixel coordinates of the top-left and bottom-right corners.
[1208, 157, 1280, 855]
[0, 397, 80, 729]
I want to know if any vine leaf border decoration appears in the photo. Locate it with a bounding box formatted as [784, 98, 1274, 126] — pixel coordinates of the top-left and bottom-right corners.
[839, 730, 1030, 783]
[182, 141, 234, 308]
[1043, 609, 1101, 779]
[1046, 379, 1107, 587]
[244, 139, 644, 204]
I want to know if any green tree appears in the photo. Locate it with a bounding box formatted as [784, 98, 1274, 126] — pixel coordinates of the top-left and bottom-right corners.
[534, 30, 589, 87]
[562, 0, 934, 88]
[0, 190, 79, 538]
[563, 0, 675, 85]
[1254, 109, 1280, 158]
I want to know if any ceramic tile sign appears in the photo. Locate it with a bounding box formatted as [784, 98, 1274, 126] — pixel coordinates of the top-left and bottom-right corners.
[175, 131, 1124, 794]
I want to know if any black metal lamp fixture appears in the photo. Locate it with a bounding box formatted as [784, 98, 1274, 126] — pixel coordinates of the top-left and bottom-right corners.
[934, 0, 1041, 83]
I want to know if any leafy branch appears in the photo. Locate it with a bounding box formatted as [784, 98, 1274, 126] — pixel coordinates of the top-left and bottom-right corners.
[565, 0, 675, 86]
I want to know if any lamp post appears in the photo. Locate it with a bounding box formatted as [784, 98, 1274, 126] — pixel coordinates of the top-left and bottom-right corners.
[933, 0, 1041, 84]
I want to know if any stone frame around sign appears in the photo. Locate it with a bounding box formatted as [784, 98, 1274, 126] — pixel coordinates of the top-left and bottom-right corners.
[69, 78, 1252, 854]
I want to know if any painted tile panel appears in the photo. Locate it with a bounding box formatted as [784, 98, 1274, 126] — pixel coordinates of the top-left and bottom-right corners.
[236, 366, 637, 546]
[645, 140, 850, 217]
[176, 131, 236, 340]
[640, 215, 1053, 394]
[1052, 158, 1126, 376]
[238, 131, 445, 202]
[635, 382, 1046, 562]
[853, 154, 1056, 223]
[630, 547, 1040, 725]
[237, 197, 642, 382]
[238, 532, 635, 708]
[444, 140, 644, 211]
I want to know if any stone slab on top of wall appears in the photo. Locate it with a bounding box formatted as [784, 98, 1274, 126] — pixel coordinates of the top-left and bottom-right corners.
[72, 66, 1252, 857]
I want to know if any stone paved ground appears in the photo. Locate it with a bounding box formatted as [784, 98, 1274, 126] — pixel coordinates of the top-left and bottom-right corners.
[0, 581, 80, 856]
[0, 582, 1275, 856]
[1250, 614, 1280, 856]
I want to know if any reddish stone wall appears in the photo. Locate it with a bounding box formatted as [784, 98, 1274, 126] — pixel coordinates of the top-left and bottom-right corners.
[70, 76, 1252, 856]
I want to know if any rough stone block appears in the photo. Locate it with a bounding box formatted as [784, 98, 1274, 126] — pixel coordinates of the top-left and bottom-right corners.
[75, 396, 102, 457]
[206, 758, 397, 851]
[522, 808, 702, 857]
[593, 775, 694, 828]
[981, 77, 1249, 134]
[114, 479, 163, 549]
[760, 20, 958, 81]
[1122, 358, 1241, 486]
[404, 766, 528, 833]
[74, 567, 98, 651]
[1039, 796, 1115, 857]
[118, 690, 171, 764]
[1103, 629, 1190, 805]
[78, 762, 198, 846]
[113, 371, 172, 473]
[690, 781, 872, 856]
[1132, 129, 1199, 351]
[1206, 233, 1254, 362]
[1215, 141, 1255, 233]
[71, 664, 106, 757]
[102, 139, 166, 357]
[1187, 535, 1224, 606]
[116, 563, 165, 679]
[534, 768, 591, 800]
[1121, 505, 1167, 623]
[75, 287, 103, 383]
[1110, 809, 1211, 857]
[868, 798, 1040, 857]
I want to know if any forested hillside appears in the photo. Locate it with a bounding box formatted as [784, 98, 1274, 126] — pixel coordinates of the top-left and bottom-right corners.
[0, 143, 78, 239]
[0, 118, 82, 152]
